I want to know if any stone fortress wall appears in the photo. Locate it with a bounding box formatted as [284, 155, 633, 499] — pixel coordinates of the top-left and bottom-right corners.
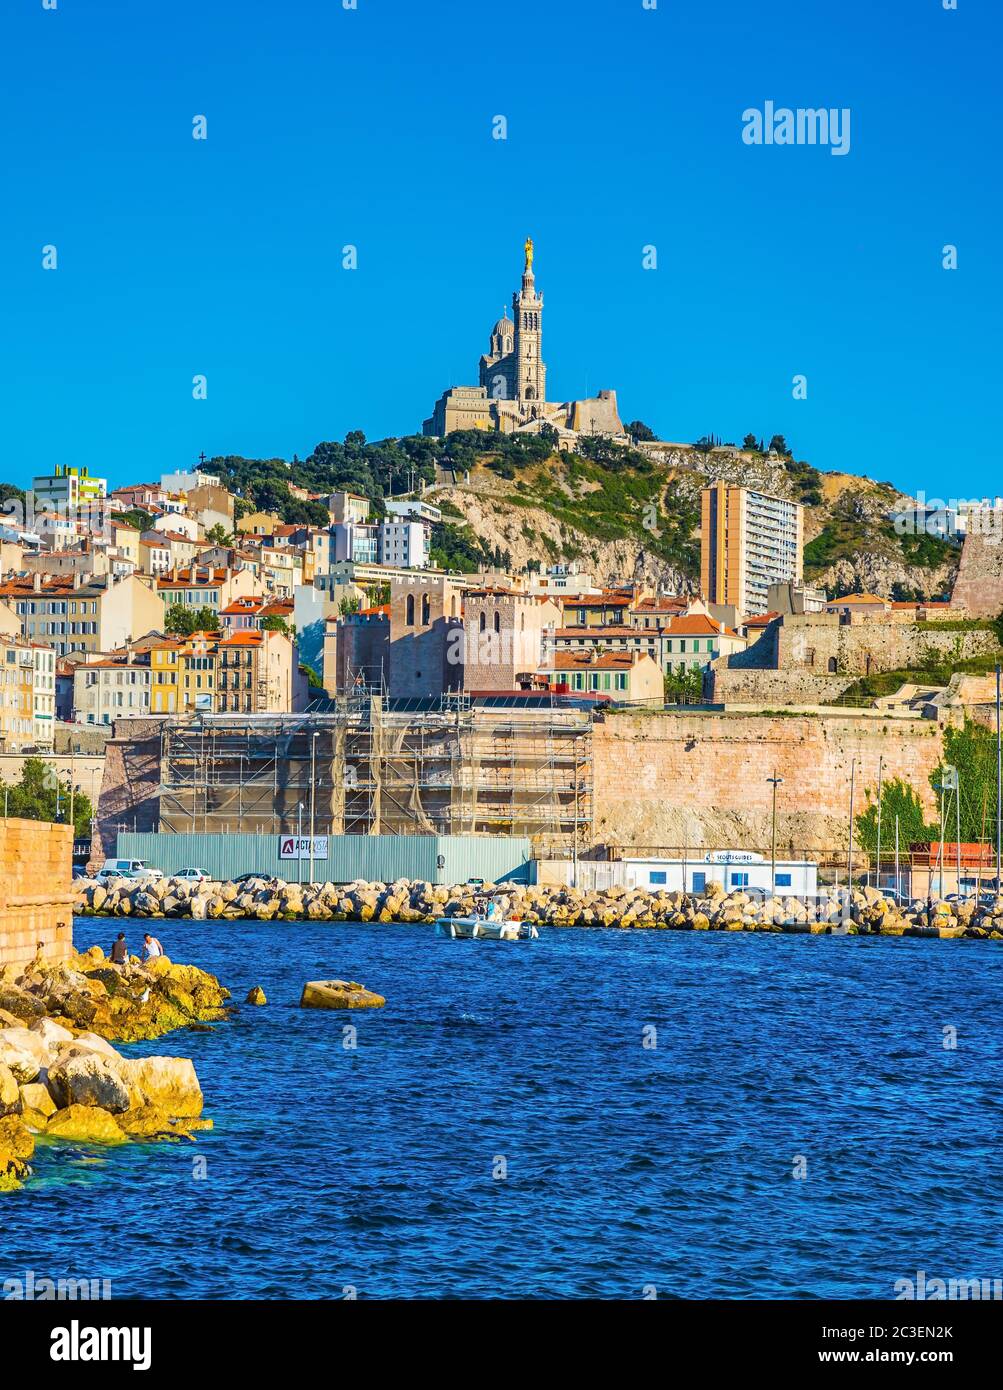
[710, 613, 998, 706]
[0, 818, 75, 971]
[590, 711, 945, 854]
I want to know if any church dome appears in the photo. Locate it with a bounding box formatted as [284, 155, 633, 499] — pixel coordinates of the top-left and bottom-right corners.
[492, 316, 514, 339]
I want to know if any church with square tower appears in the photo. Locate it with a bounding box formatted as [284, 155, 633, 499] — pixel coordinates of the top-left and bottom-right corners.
[423, 239, 625, 442]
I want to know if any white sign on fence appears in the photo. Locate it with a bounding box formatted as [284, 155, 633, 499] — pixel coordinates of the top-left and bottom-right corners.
[279, 836, 329, 860]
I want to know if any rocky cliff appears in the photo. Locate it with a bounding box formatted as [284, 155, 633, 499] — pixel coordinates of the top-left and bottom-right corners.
[427, 443, 958, 600]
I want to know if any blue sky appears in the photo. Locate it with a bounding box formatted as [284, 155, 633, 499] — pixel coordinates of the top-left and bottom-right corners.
[0, 0, 998, 498]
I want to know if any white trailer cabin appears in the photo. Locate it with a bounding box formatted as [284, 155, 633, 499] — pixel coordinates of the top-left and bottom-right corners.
[622, 851, 818, 896]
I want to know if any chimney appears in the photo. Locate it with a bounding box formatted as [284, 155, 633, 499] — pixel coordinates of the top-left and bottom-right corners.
[33, 572, 41, 593]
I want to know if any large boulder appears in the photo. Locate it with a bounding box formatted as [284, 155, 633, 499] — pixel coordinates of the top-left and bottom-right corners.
[19, 1082, 56, 1127]
[0, 1115, 35, 1189]
[28, 1018, 75, 1051]
[0, 1063, 20, 1117]
[117, 1057, 204, 1118]
[46, 1105, 127, 1144]
[0, 1039, 41, 1085]
[0, 985, 46, 1023]
[46, 1053, 131, 1113]
[300, 980, 386, 1010]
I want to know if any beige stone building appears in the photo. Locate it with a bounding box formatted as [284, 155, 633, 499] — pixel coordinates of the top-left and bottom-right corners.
[700, 481, 804, 616]
[156, 565, 256, 616]
[462, 591, 561, 692]
[423, 239, 626, 442]
[387, 573, 468, 699]
[0, 573, 165, 657]
[73, 651, 152, 726]
[537, 649, 663, 703]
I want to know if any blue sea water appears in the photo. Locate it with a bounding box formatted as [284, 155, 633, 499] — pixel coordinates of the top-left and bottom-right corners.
[2, 920, 1002, 1300]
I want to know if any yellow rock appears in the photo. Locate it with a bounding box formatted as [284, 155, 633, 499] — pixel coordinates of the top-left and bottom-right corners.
[0, 1115, 35, 1189]
[117, 1057, 203, 1118]
[46, 1105, 126, 1144]
[19, 1083, 56, 1119]
[300, 980, 386, 1010]
[245, 986, 267, 1006]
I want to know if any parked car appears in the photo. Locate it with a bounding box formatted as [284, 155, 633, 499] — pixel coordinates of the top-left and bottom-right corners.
[173, 867, 210, 883]
[95, 858, 163, 886]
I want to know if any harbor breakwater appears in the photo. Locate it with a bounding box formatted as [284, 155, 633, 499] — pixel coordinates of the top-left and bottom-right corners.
[74, 875, 1003, 939]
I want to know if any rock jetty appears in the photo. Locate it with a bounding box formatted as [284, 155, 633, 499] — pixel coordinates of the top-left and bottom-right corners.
[73, 874, 1003, 939]
[0, 945, 230, 1192]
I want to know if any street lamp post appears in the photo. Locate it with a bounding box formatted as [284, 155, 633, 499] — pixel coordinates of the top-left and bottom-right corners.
[767, 771, 784, 897]
[309, 732, 318, 885]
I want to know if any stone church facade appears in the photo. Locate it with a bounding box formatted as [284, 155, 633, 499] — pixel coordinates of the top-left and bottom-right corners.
[423, 240, 626, 442]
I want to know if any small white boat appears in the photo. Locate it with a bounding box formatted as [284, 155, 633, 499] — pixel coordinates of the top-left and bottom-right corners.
[435, 915, 539, 941]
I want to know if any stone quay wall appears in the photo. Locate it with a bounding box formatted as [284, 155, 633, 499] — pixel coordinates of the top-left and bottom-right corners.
[591, 711, 946, 855]
[0, 818, 75, 970]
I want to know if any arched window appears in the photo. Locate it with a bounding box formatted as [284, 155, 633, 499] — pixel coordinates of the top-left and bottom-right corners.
[406, 594, 414, 625]
[827, 656, 837, 673]
[493, 611, 501, 634]
[479, 612, 486, 632]
[421, 593, 430, 625]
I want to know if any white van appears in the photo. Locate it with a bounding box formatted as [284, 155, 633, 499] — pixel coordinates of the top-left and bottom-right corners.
[96, 859, 163, 886]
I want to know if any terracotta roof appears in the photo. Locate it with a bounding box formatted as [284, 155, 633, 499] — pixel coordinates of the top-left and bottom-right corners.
[744, 611, 781, 627]
[559, 593, 631, 608]
[220, 597, 267, 614]
[157, 567, 231, 587]
[555, 625, 655, 639]
[631, 596, 688, 612]
[218, 631, 264, 647]
[828, 592, 887, 605]
[542, 650, 651, 671]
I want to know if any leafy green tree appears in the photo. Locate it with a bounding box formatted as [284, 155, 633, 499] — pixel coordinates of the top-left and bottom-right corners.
[929, 719, 1002, 841]
[663, 668, 704, 702]
[164, 604, 218, 636]
[626, 420, 657, 442]
[0, 757, 93, 838]
[768, 434, 791, 456]
[855, 777, 934, 853]
[260, 614, 293, 635]
[337, 596, 361, 618]
[205, 523, 232, 546]
[113, 508, 155, 533]
[742, 433, 759, 451]
[300, 663, 323, 689]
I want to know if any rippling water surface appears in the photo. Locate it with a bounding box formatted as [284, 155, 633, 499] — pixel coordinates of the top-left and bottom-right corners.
[3, 921, 1001, 1299]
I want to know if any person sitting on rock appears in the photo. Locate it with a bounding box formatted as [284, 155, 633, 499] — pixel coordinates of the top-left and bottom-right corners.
[110, 933, 129, 967]
[142, 933, 165, 961]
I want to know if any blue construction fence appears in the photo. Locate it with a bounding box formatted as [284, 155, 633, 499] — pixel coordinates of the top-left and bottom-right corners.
[113, 832, 534, 886]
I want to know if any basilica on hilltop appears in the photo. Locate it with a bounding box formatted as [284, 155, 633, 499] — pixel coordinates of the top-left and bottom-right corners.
[422, 239, 626, 441]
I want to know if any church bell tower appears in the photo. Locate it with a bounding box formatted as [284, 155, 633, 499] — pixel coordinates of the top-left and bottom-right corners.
[513, 237, 546, 410]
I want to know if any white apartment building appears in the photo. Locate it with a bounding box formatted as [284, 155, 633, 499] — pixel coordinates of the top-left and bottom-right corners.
[31, 645, 56, 747]
[379, 520, 430, 569]
[73, 658, 152, 725]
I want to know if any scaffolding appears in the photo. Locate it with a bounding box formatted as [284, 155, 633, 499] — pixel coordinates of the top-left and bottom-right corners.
[158, 697, 593, 855]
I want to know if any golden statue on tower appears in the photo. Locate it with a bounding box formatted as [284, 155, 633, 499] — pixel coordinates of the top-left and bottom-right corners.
[524, 236, 534, 271]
